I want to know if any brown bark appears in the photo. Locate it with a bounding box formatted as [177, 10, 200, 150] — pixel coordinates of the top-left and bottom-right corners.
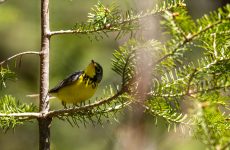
[39, 0, 51, 150]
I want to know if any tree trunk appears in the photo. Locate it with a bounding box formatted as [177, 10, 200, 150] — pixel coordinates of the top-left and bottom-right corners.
[39, 0, 51, 150]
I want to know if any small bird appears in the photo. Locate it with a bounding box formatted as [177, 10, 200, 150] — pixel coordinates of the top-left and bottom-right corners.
[49, 60, 103, 106]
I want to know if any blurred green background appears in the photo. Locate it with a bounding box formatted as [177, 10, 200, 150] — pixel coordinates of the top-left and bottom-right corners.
[0, 0, 228, 150]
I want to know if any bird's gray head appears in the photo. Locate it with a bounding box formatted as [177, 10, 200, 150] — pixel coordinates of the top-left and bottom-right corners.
[85, 60, 103, 82]
[94, 61, 103, 83]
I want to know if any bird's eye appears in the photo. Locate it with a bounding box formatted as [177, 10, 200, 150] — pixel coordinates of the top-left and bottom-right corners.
[96, 68, 101, 73]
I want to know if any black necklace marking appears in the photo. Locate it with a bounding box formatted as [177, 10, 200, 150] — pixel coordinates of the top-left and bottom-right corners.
[82, 73, 98, 89]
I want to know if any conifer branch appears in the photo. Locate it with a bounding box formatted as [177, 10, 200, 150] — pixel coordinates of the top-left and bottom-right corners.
[49, 28, 120, 36]
[0, 112, 40, 118]
[50, 0, 185, 37]
[1, 2, 229, 149]
[156, 14, 229, 64]
[0, 88, 127, 120]
[144, 105, 193, 126]
[0, 51, 40, 66]
[47, 88, 126, 118]
[150, 85, 230, 98]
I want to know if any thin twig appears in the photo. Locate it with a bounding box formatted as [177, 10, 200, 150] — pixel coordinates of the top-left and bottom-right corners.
[47, 89, 125, 118]
[50, 28, 121, 36]
[50, 2, 184, 37]
[0, 112, 40, 118]
[60, 101, 131, 117]
[220, 141, 230, 150]
[144, 104, 194, 126]
[0, 83, 227, 120]
[49, 20, 129, 37]
[101, 101, 131, 113]
[150, 84, 230, 98]
[186, 69, 198, 94]
[156, 19, 226, 64]
[0, 51, 40, 66]
[0, 89, 126, 120]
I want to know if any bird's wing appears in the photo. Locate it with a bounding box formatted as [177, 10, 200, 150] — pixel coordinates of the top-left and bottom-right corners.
[49, 71, 83, 93]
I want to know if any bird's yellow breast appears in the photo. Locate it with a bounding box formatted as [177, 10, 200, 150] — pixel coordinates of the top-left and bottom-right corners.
[54, 75, 97, 104]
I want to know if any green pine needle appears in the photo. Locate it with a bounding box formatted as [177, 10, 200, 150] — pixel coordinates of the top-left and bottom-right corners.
[0, 95, 37, 132]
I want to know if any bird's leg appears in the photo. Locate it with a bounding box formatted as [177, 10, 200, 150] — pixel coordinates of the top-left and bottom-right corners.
[79, 101, 86, 106]
[73, 102, 79, 107]
[61, 101, 67, 108]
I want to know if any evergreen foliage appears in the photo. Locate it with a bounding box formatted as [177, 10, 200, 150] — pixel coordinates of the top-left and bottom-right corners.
[0, 95, 37, 132]
[0, 1, 229, 149]
[72, 0, 185, 39]
[0, 67, 16, 88]
[110, 3, 230, 149]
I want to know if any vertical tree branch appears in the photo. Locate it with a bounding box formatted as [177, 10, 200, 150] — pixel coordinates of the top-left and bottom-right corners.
[39, 0, 51, 150]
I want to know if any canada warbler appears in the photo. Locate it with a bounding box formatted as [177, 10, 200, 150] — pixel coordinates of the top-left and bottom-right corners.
[49, 60, 103, 105]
